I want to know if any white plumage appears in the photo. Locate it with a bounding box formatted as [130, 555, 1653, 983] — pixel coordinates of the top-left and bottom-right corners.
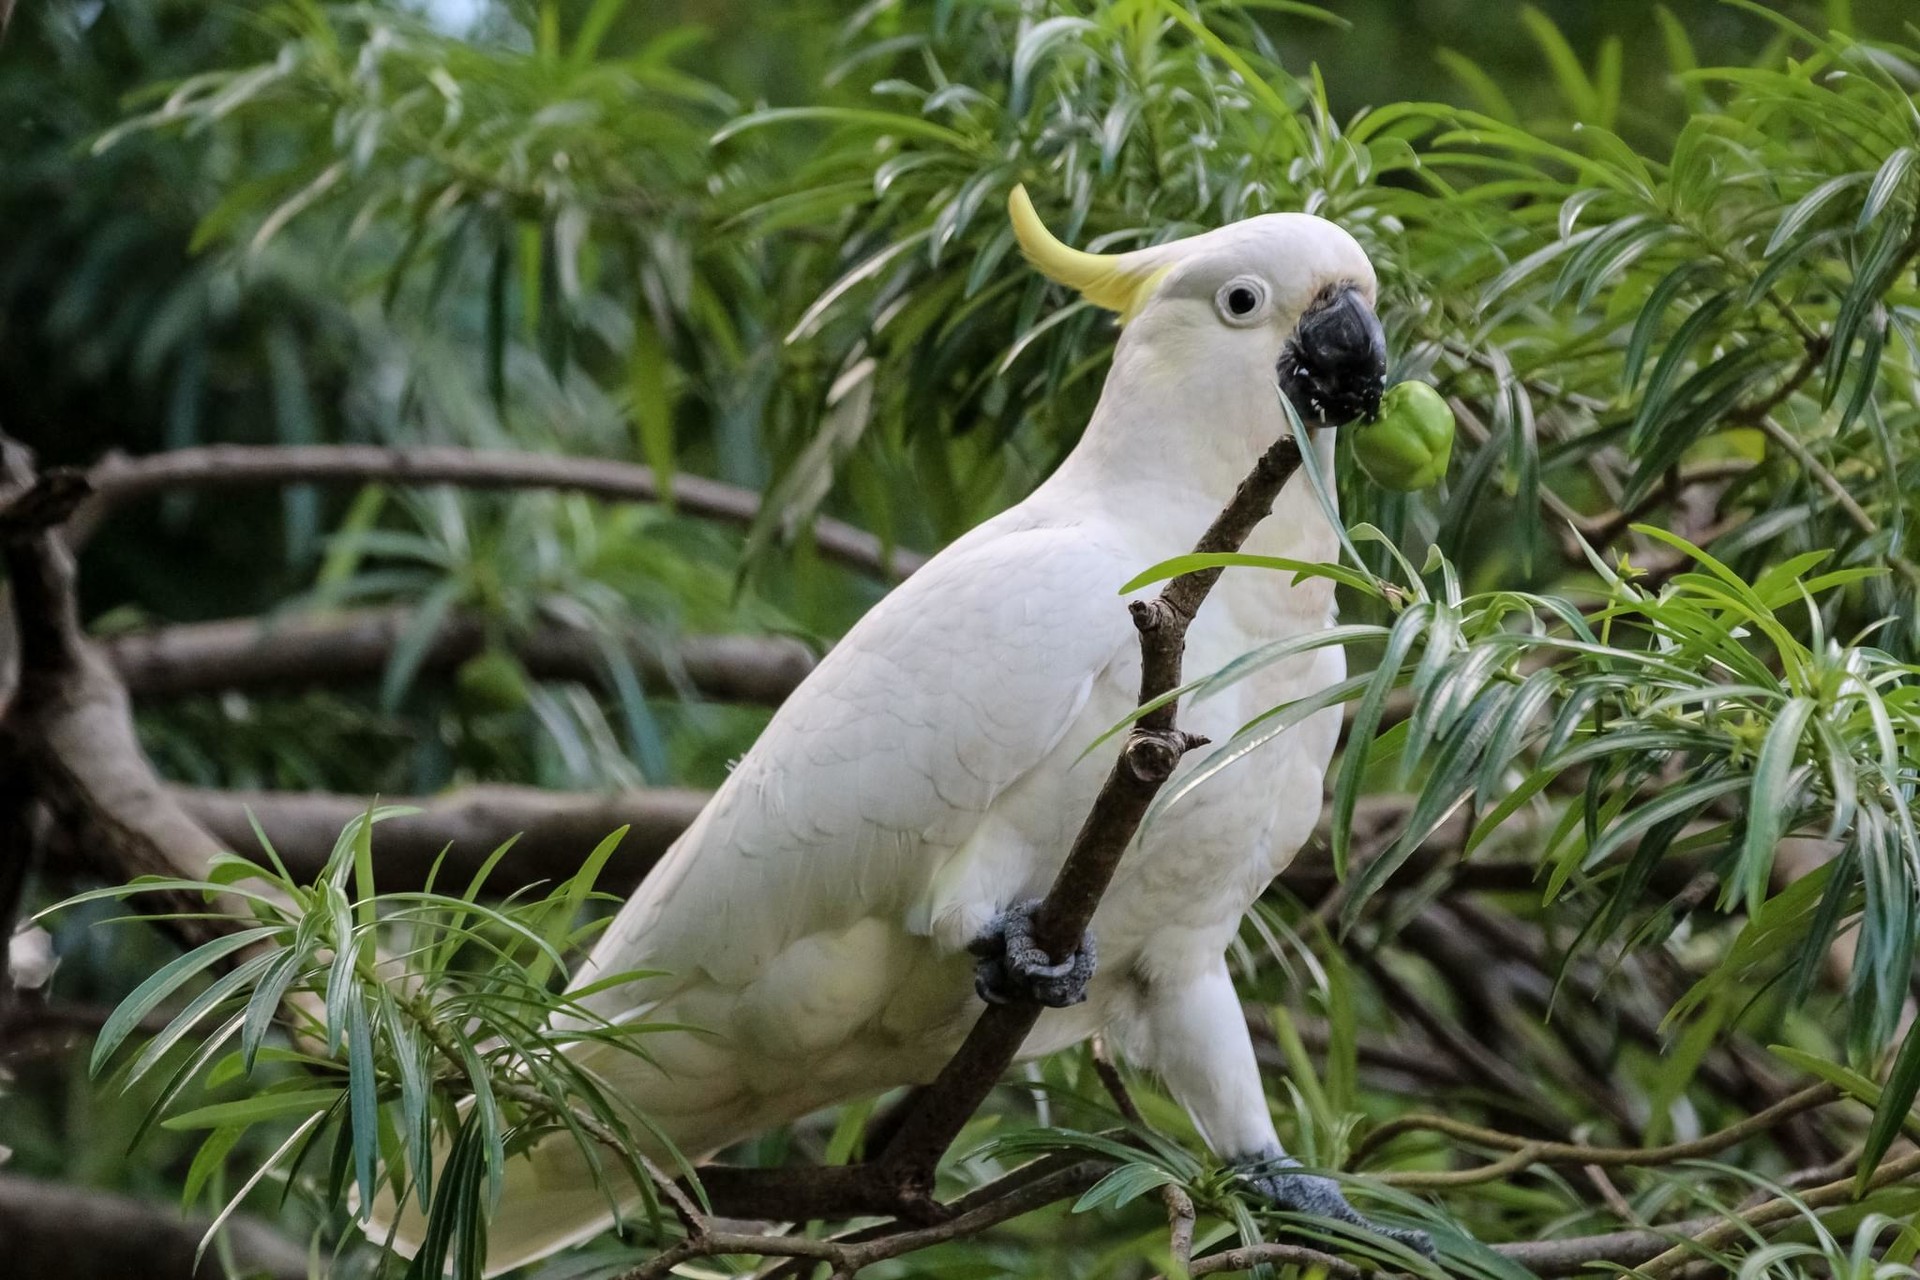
[370, 191, 1380, 1273]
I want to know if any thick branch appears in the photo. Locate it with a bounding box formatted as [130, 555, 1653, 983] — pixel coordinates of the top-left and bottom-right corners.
[172, 784, 705, 892]
[0, 441, 240, 943]
[0, 465, 91, 542]
[0, 1174, 309, 1280]
[144, 782, 1536, 908]
[103, 606, 816, 706]
[81, 444, 926, 579]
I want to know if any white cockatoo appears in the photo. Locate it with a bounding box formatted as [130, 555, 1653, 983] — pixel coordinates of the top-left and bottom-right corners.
[371, 186, 1422, 1271]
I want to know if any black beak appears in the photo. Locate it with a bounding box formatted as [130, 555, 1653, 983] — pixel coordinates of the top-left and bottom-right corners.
[1276, 285, 1386, 427]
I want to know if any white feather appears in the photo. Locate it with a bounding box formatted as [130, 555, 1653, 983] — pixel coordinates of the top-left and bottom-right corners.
[365, 209, 1378, 1274]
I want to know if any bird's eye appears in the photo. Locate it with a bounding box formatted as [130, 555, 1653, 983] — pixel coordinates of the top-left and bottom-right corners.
[1214, 277, 1268, 326]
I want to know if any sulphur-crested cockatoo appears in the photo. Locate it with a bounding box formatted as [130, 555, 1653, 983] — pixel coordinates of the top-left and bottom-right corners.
[371, 186, 1422, 1271]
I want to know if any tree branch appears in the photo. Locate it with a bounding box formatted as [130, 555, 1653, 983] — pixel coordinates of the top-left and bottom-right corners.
[0, 439, 242, 945]
[140, 787, 1529, 907]
[1354, 1083, 1840, 1172]
[1639, 1147, 1920, 1278]
[81, 444, 926, 579]
[170, 783, 705, 893]
[0, 1173, 309, 1280]
[103, 606, 817, 706]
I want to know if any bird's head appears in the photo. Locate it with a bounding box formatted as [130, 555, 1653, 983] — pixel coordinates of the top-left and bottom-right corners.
[1009, 185, 1385, 428]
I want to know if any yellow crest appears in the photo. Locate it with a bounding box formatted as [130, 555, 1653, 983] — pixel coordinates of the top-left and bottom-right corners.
[1008, 185, 1172, 323]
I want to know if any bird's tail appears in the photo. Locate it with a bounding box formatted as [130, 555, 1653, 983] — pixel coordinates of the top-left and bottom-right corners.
[362, 1127, 640, 1278]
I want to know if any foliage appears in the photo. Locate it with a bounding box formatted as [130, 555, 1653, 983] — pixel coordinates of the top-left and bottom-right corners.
[50, 811, 676, 1280]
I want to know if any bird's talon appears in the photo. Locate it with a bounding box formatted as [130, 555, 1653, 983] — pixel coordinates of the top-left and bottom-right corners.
[1235, 1152, 1434, 1259]
[969, 899, 1096, 1008]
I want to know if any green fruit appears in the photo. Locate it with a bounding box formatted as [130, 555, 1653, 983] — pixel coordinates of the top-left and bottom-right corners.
[456, 648, 532, 714]
[1352, 380, 1455, 491]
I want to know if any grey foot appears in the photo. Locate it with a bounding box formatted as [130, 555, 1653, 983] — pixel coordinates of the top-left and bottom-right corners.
[1237, 1152, 1434, 1258]
[968, 899, 1096, 1008]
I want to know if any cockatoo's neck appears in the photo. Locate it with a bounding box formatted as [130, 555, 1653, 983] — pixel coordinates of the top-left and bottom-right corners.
[1033, 323, 1341, 564]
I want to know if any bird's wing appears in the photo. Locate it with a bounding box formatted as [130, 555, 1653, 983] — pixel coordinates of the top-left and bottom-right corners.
[577, 518, 1139, 992]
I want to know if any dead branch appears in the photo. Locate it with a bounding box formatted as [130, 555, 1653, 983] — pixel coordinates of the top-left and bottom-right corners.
[103, 606, 817, 706]
[80, 444, 926, 580]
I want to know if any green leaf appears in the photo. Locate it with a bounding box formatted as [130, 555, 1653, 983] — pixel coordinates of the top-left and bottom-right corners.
[1857, 147, 1917, 231]
[1118, 552, 1379, 597]
[345, 986, 379, 1219]
[195, 1109, 327, 1271]
[629, 312, 678, 505]
[524, 825, 629, 991]
[1330, 602, 1433, 877]
[1073, 1162, 1177, 1214]
[713, 106, 975, 150]
[1739, 696, 1816, 914]
[163, 1087, 345, 1131]
[1767, 172, 1871, 255]
[92, 927, 281, 1077]
[1858, 1016, 1920, 1194]
[127, 951, 279, 1087]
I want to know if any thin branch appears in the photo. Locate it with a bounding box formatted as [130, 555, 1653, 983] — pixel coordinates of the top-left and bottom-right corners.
[103, 606, 817, 706]
[1491, 1220, 1718, 1277]
[634, 1162, 1109, 1280]
[1356, 950, 1560, 1120]
[1092, 1036, 1196, 1278]
[1354, 1082, 1841, 1173]
[867, 432, 1308, 1196]
[1752, 411, 1888, 545]
[1640, 1147, 1920, 1278]
[750, 1154, 1102, 1280]
[0, 998, 170, 1063]
[1188, 1242, 1369, 1279]
[163, 786, 1494, 903]
[80, 444, 926, 579]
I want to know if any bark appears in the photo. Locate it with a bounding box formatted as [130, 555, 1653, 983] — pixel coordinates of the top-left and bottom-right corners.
[81, 444, 925, 579]
[171, 783, 707, 892]
[1, 442, 238, 944]
[102, 605, 817, 706]
[0, 1173, 309, 1280]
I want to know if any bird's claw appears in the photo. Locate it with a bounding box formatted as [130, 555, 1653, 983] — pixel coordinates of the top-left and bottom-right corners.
[969, 898, 1096, 1008]
[1236, 1152, 1435, 1259]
